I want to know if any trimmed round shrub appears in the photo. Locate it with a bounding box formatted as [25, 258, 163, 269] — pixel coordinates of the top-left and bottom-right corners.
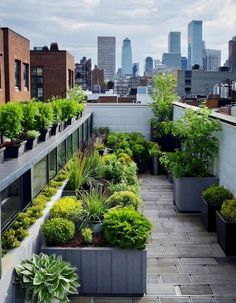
[202, 185, 233, 206]
[106, 191, 142, 210]
[41, 186, 57, 198]
[43, 218, 75, 245]
[103, 207, 152, 249]
[50, 196, 82, 222]
[108, 182, 140, 195]
[220, 199, 236, 223]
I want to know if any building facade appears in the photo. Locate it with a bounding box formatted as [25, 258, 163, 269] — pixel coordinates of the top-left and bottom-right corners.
[75, 57, 91, 91]
[132, 63, 139, 77]
[188, 20, 203, 68]
[97, 36, 116, 81]
[144, 56, 153, 75]
[0, 28, 30, 104]
[162, 53, 181, 69]
[229, 36, 236, 71]
[91, 65, 104, 93]
[168, 32, 181, 54]
[121, 38, 133, 75]
[203, 49, 221, 71]
[30, 44, 75, 100]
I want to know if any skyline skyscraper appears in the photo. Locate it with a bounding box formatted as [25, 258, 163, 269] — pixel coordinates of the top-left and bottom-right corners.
[188, 20, 203, 68]
[145, 56, 153, 74]
[97, 36, 116, 81]
[203, 49, 221, 71]
[168, 32, 181, 54]
[121, 38, 133, 75]
[229, 36, 236, 71]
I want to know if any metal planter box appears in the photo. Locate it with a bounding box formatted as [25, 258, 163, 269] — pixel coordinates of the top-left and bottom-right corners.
[174, 177, 219, 212]
[201, 197, 220, 232]
[41, 246, 147, 296]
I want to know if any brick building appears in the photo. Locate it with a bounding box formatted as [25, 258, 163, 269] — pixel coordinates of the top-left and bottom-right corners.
[30, 44, 75, 100]
[0, 27, 30, 104]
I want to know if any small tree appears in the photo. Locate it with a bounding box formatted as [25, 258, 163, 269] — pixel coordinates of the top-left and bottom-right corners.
[0, 102, 24, 142]
[67, 85, 87, 104]
[35, 102, 53, 130]
[150, 73, 179, 138]
[160, 107, 221, 177]
[22, 100, 39, 132]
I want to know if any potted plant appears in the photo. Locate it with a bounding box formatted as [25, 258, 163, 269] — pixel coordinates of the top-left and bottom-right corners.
[25, 130, 40, 150]
[201, 185, 233, 232]
[67, 85, 86, 119]
[149, 142, 161, 175]
[216, 199, 236, 256]
[149, 73, 180, 152]
[51, 98, 63, 135]
[15, 253, 79, 303]
[160, 107, 221, 212]
[0, 102, 26, 158]
[22, 100, 39, 133]
[35, 102, 54, 141]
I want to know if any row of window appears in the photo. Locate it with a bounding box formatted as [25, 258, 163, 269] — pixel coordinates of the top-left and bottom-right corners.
[15, 60, 29, 91]
[0, 117, 92, 232]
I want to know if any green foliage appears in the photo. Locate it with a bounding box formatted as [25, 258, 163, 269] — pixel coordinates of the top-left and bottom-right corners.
[79, 187, 109, 228]
[149, 142, 161, 157]
[49, 180, 63, 188]
[43, 218, 75, 245]
[12, 212, 32, 229]
[67, 85, 87, 103]
[160, 107, 221, 177]
[15, 227, 29, 241]
[32, 195, 49, 208]
[54, 170, 68, 181]
[103, 207, 152, 249]
[95, 143, 105, 150]
[0, 102, 24, 141]
[41, 186, 57, 198]
[15, 253, 79, 303]
[81, 227, 93, 244]
[106, 191, 142, 210]
[22, 101, 39, 132]
[50, 196, 82, 222]
[108, 182, 140, 195]
[35, 102, 54, 130]
[202, 185, 233, 206]
[25, 206, 43, 220]
[50, 98, 63, 124]
[2, 229, 20, 250]
[26, 130, 40, 139]
[220, 199, 236, 223]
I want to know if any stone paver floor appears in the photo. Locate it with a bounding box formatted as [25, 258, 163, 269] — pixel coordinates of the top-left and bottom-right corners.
[73, 175, 236, 303]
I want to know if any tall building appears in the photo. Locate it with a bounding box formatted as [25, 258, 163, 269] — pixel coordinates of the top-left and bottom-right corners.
[229, 36, 236, 71]
[121, 38, 133, 75]
[97, 36, 116, 81]
[162, 53, 181, 69]
[132, 63, 139, 77]
[145, 56, 153, 75]
[75, 57, 92, 91]
[181, 57, 188, 70]
[188, 20, 203, 68]
[91, 65, 104, 93]
[203, 49, 221, 71]
[168, 32, 181, 54]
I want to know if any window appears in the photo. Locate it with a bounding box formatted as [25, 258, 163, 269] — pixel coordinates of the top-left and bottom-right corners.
[31, 66, 43, 100]
[58, 141, 66, 170]
[23, 63, 29, 90]
[68, 69, 74, 89]
[185, 79, 191, 85]
[66, 135, 73, 159]
[49, 148, 57, 179]
[32, 157, 48, 197]
[15, 60, 21, 90]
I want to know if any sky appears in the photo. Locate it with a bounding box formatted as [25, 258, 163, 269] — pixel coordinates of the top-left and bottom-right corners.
[0, 0, 236, 73]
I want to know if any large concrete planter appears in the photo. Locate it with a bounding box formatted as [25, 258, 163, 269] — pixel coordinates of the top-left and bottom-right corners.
[200, 197, 220, 232]
[216, 212, 236, 256]
[174, 177, 219, 212]
[41, 246, 147, 296]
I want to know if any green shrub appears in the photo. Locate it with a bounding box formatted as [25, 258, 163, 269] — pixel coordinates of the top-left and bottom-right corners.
[15, 253, 79, 303]
[103, 207, 152, 249]
[202, 185, 233, 206]
[220, 199, 236, 223]
[106, 191, 142, 210]
[51, 98, 63, 124]
[149, 142, 161, 157]
[54, 170, 68, 181]
[32, 195, 48, 208]
[50, 196, 82, 222]
[81, 227, 93, 244]
[41, 186, 57, 198]
[15, 227, 29, 241]
[2, 229, 20, 250]
[22, 101, 39, 132]
[26, 130, 40, 139]
[43, 218, 75, 245]
[108, 182, 140, 195]
[25, 206, 43, 219]
[12, 212, 31, 229]
[35, 102, 54, 130]
[49, 180, 63, 188]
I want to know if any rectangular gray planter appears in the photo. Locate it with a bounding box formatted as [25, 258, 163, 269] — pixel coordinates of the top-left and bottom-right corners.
[41, 246, 147, 296]
[174, 177, 219, 212]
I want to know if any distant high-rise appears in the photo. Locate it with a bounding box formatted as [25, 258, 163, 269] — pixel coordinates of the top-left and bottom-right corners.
[203, 49, 221, 71]
[75, 57, 91, 90]
[229, 36, 236, 71]
[97, 36, 116, 81]
[188, 20, 203, 68]
[162, 53, 181, 69]
[132, 63, 139, 76]
[145, 56, 153, 74]
[168, 32, 181, 54]
[122, 38, 133, 75]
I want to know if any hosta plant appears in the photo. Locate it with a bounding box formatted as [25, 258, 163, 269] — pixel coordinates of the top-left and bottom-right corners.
[15, 253, 79, 303]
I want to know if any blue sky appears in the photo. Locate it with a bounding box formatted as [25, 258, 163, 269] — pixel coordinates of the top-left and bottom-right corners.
[0, 0, 235, 73]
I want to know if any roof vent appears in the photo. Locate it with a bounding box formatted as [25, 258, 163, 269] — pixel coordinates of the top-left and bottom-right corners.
[50, 42, 59, 51]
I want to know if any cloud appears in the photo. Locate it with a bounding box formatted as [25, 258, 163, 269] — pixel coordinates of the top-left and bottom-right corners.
[0, 0, 235, 72]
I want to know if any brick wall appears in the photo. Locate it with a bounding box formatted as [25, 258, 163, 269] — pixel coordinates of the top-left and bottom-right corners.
[0, 30, 5, 104]
[2, 28, 30, 102]
[30, 50, 75, 100]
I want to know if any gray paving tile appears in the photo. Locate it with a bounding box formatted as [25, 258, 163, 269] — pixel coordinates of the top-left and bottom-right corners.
[206, 264, 236, 274]
[192, 274, 236, 284]
[211, 285, 236, 295]
[180, 258, 217, 265]
[177, 265, 207, 274]
[160, 274, 192, 284]
[133, 296, 159, 303]
[180, 285, 213, 295]
[157, 258, 182, 265]
[214, 296, 236, 303]
[159, 298, 190, 303]
[95, 299, 132, 303]
[190, 298, 215, 303]
[146, 284, 176, 295]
